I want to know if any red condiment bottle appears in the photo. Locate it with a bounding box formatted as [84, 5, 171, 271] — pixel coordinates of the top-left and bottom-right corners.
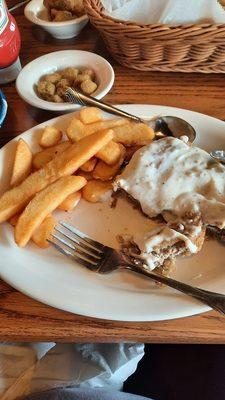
[0, 0, 21, 83]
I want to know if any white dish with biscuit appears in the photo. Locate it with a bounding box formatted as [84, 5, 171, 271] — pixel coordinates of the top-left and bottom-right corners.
[16, 50, 114, 112]
[0, 104, 225, 322]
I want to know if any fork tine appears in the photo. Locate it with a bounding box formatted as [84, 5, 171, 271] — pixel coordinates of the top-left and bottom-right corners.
[55, 226, 102, 257]
[48, 239, 99, 271]
[52, 232, 100, 263]
[52, 233, 99, 265]
[59, 221, 105, 252]
[65, 88, 85, 106]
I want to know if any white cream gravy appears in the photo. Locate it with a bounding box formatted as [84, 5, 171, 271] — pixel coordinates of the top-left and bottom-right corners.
[133, 226, 198, 270]
[115, 137, 225, 229]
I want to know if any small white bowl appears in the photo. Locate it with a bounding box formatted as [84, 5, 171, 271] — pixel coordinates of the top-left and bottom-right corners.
[24, 0, 88, 39]
[16, 50, 115, 112]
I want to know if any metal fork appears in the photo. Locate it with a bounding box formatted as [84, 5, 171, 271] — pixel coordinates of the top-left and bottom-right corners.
[48, 221, 225, 315]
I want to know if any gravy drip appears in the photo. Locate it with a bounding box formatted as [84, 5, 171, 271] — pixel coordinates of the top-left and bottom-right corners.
[133, 226, 198, 270]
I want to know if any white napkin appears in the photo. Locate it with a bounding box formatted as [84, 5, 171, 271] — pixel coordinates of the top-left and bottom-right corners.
[0, 343, 144, 400]
[0, 343, 55, 400]
[101, 0, 225, 25]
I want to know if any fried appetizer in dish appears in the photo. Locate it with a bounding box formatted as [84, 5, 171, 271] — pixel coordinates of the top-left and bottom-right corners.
[36, 66, 97, 102]
[44, 0, 85, 20]
[50, 8, 73, 21]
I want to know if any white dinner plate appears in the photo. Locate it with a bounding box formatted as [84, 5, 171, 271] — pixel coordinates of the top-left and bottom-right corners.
[0, 104, 225, 322]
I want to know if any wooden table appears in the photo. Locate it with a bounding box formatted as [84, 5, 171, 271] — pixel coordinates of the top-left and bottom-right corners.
[0, 2, 225, 343]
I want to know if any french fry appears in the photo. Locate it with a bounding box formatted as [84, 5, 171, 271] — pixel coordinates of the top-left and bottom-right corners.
[82, 180, 112, 203]
[32, 215, 56, 248]
[85, 119, 128, 136]
[93, 144, 126, 181]
[0, 129, 113, 223]
[96, 140, 122, 165]
[58, 191, 81, 211]
[80, 157, 97, 172]
[79, 107, 102, 124]
[10, 139, 32, 187]
[15, 176, 86, 247]
[113, 122, 155, 146]
[67, 118, 127, 142]
[76, 170, 93, 181]
[9, 213, 56, 248]
[9, 213, 21, 227]
[39, 126, 62, 148]
[33, 141, 71, 170]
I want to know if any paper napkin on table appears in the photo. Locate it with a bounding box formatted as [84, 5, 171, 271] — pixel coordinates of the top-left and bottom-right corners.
[101, 0, 225, 25]
[0, 343, 144, 400]
[0, 343, 54, 400]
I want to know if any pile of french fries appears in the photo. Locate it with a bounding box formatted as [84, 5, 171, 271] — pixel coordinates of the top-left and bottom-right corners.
[0, 107, 155, 249]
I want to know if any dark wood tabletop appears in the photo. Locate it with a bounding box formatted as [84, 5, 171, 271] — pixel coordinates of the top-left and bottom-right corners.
[0, 1, 225, 343]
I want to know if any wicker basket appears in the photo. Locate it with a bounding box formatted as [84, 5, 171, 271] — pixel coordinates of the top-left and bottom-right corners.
[84, 0, 225, 73]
